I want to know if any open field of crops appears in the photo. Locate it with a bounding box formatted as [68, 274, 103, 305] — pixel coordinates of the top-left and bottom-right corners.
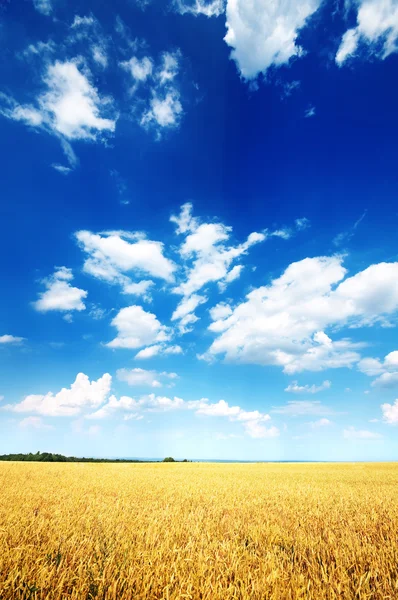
[1, 462, 398, 599]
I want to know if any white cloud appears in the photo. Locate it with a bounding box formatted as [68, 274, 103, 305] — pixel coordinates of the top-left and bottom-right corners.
[218, 264, 243, 292]
[52, 164, 73, 175]
[141, 91, 183, 129]
[205, 256, 398, 373]
[157, 51, 180, 85]
[295, 217, 310, 231]
[4, 373, 111, 417]
[71, 15, 96, 28]
[75, 230, 175, 292]
[134, 343, 183, 359]
[0, 335, 25, 345]
[33, 0, 52, 15]
[224, 0, 322, 80]
[174, 0, 225, 17]
[196, 399, 277, 438]
[117, 368, 178, 388]
[89, 305, 106, 321]
[121, 50, 184, 134]
[123, 280, 154, 300]
[170, 204, 266, 328]
[343, 426, 382, 440]
[69, 16, 109, 69]
[171, 294, 207, 327]
[134, 345, 163, 359]
[381, 399, 398, 424]
[87, 391, 277, 438]
[0, 60, 117, 142]
[163, 345, 183, 355]
[170, 202, 198, 234]
[40, 61, 116, 139]
[272, 400, 335, 417]
[209, 302, 233, 321]
[33, 267, 87, 313]
[120, 56, 153, 82]
[372, 372, 398, 389]
[285, 380, 331, 394]
[19, 416, 53, 430]
[107, 305, 170, 350]
[336, 0, 398, 65]
[20, 40, 56, 60]
[359, 350, 398, 388]
[336, 28, 360, 64]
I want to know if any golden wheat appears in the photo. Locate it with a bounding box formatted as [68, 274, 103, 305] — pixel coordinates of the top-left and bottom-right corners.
[1, 462, 398, 599]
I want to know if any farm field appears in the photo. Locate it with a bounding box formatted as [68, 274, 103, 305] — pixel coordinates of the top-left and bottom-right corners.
[1, 462, 398, 599]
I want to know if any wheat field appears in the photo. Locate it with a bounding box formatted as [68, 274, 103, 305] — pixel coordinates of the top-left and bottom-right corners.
[1, 462, 398, 599]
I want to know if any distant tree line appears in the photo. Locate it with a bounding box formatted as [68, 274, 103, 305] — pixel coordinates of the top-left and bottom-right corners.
[0, 452, 191, 463]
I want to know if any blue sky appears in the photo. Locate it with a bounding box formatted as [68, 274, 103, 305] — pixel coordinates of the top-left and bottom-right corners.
[1, 0, 398, 460]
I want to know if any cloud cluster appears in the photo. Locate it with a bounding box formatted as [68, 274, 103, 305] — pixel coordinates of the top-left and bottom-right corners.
[4, 373, 111, 417]
[116, 367, 178, 388]
[336, 0, 398, 65]
[224, 0, 322, 80]
[75, 229, 175, 297]
[285, 380, 331, 394]
[1, 60, 116, 143]
[205, 256, 398, 373]
[358, 351, 398, 388]
[170, 203, 268, 331]
[381, 398, 398, 424]
[121, 50, 184, 133]
[4, 371, 278, 439]
[107, 305, 170, 350]
[33, 267, 87, 314]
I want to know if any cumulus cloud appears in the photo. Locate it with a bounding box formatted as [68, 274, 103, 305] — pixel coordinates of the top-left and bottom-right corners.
[117, 368, 178, 388]
[358, 350, 398, 388]
[33, 267, 87, 314]
[0, 59, 117, 171]
[87, 391, 278, 438]
[343, 426, 382, 439]
[205, 256, 398, 373]
[285, 380, 331, 394]
[1, 61, 116, 141]
[170, 203, 267, 329]
[4, 373, 111, 417]
[381, 399, 398, 424]
[336, 0, 398, 65]
[174, 0, 225, 17]
[0, 335, 25, 345]
[134, 345, 163, 359]
[107, 305, 170, 349]
[224, 0, 323, 80]
[121, 50, 184, 134]
[75, 230, 175, 294]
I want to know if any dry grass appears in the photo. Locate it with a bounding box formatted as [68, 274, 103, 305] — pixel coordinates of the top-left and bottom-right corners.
[1, 462, 398, 599]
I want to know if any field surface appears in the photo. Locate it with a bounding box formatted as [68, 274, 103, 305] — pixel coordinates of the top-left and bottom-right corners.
[1, 462, 398, 599]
